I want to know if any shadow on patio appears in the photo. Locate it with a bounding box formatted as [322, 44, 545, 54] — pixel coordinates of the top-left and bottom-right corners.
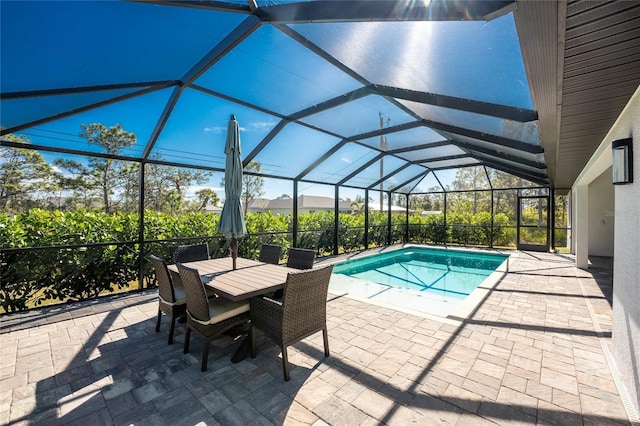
[0, 252, 633, 425]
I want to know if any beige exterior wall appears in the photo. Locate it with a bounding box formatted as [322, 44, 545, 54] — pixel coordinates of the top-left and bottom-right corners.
[588, 168, 615, 257]
[610, 89, 640, 416]
[576, 86, 640, 416]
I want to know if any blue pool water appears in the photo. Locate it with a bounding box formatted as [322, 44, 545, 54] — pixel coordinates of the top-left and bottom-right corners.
[330, 247, 509, 317]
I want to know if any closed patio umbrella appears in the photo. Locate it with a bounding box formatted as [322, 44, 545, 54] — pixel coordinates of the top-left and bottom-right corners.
[218, 114, 246, 270]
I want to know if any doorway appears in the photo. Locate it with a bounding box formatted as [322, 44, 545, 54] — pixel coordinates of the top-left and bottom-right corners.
[517, 194, 549, 251]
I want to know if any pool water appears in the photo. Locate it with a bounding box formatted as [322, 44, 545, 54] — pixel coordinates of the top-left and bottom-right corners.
[330, 247, 508, 318]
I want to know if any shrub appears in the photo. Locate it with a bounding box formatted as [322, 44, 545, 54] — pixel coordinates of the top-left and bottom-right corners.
[1, 208, 521, 312]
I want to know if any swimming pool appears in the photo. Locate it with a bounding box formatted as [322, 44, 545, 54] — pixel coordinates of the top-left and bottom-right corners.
[330, 246, 509, 318]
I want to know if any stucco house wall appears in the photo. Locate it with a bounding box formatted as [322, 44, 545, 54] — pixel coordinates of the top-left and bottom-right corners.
[588, 168, 615, 257]
[571, 86, 639, 416]
[610, 88, 640, 416]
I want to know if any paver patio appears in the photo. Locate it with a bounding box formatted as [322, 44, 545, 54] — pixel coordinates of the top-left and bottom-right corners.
[0, 249, 635, 425]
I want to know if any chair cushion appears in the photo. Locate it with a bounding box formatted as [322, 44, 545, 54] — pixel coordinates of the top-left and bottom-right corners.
[159, 285, 186, 306]
[174, 285, 186, 304]
[206, 298, 250, 324]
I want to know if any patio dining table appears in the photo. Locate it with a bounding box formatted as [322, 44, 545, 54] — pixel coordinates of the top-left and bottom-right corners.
[167, 256, 298, 362]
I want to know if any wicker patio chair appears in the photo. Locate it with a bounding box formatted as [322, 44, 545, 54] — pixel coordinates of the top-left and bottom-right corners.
[169, 243, 209, 264]
[270, 247, 316, 299]
[149, 255, 186, 345]
[286, 247, 316, 270]
[177, 263, 250, 372]
[250, 264, 334, 381]
[168, 243, 215, 298]
[259, 244, 282, 265]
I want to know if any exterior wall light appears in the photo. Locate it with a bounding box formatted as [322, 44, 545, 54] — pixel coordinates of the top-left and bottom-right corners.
[612, 138, 633, 184]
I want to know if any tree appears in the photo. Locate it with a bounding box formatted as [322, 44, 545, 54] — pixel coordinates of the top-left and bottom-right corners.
[118, 162, 140, 212]
[55, 124, 137, 213]
[393, 186, 413, 207]
[158, 166, 210, 213]
[53, 158, 99, 210]
[194, 188, 219, 212]
[143, 156, 213, 214]
[53, 125, 213, 214]
[451, 166, 490, 214]
[353, 194, 374, 204]
[0, 134, 59, 213]
[79, 123, 137, 213]
[486, 168, 526, 222]
[55, 157, 139, 212]
[350, 200, 365, 215]
[487, 168, 525, 191]
[163, 189, 184, 215]
[555, 194, 568, 226]
[241, 161, 264, 215]
[276, 194, 291, 199]
[412, 186, 444, 212]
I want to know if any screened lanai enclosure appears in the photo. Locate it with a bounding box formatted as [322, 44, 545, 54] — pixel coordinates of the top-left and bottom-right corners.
[3, 0, 638, 312]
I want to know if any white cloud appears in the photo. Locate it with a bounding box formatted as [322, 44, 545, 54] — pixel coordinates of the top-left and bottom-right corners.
[204, 121, 275, 134]
[203, 126, 226, 134]
[248, 121, 277, 131]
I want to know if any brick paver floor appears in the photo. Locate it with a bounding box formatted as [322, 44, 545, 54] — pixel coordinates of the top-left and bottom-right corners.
[0, 249, 635, 425]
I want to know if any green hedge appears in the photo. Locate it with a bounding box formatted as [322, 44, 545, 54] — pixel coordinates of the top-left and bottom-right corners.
[1, 209, 140, 313]
[1, 208, 512, 313]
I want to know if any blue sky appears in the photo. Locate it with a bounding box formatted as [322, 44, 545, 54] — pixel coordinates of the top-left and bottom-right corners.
[1, 2, 535, 202]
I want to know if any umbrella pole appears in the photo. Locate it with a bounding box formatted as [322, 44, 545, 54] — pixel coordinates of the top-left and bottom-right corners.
[230, 237, 238, 270]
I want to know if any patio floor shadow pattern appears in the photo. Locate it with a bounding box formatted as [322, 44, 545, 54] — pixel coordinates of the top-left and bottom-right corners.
[0, 251, 635, 425]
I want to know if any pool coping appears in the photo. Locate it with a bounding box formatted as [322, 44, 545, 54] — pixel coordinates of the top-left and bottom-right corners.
[317, 243, 516, 323]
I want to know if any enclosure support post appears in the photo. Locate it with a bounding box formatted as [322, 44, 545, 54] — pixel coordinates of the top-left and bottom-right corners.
[550, 188, 556, 251]
[516, 190, 521, 248]
[443, 192, 448, 244]
[364, 189, 369, 249]
[405, 194, 409, 243]
[485, 166, 494, 248]
[293, 180, 298, 248]
[334, 186, 339, 255]
[387, 191, 392, 245]
[490, 190, 495, 248]
[137, 162, 146, 289]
